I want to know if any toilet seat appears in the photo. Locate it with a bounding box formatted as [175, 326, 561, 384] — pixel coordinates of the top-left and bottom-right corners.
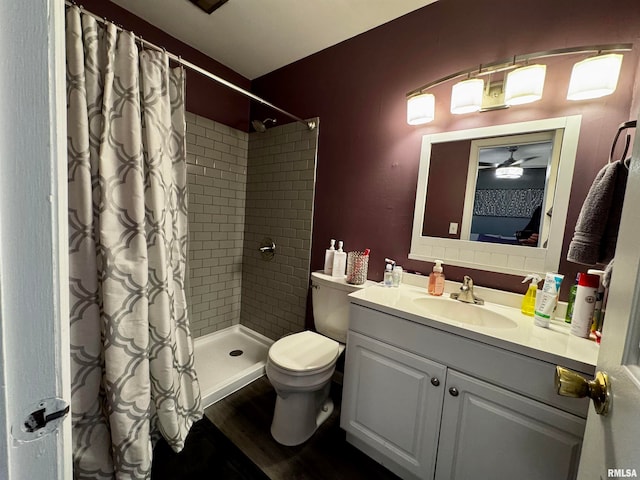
[268, 331, 339, 373]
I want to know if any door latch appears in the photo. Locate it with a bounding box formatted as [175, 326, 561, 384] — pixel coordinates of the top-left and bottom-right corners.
[24, 404, 70, 433]
[12, 397, 70, 442]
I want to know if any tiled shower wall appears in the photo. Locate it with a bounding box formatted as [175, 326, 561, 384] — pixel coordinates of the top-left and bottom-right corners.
[240, 121, 319, 340]
[185, 112, 247, 337]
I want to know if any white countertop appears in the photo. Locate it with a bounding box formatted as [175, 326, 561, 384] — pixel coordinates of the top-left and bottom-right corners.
[349, 282, 600, 373]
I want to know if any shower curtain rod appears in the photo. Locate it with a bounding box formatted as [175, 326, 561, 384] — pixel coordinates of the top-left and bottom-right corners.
[64, 1, 316, 131]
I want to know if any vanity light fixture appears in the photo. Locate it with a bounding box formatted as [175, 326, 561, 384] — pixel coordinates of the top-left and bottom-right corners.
[504, 64, 546, 106]
[406, 44, 631, 125]
[495, 166, 524, 179]
[567, 53, 624, 101]
[451, 78, 485, 114]
[407, 93, 435, 125]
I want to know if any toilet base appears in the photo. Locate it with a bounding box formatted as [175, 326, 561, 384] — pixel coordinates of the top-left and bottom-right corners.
[270, 382, 333, 446]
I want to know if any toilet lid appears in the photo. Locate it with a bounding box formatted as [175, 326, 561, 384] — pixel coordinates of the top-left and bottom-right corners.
[269, 331, 339, 372]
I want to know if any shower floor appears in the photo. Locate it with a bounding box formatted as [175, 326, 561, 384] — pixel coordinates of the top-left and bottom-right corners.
[194, 324, 273, 408]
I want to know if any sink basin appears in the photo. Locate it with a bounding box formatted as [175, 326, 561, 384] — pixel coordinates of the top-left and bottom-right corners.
[412, 297, 518, 329]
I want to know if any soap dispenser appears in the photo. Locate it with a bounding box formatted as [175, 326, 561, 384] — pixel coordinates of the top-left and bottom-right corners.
[521, 274, 542, 316]
[331, 241, 347, 277]
[384, 263, 394, 287]
[323, 239, 336, 275]
[428, 260, 445, 296]
[384, 258, 395, 287]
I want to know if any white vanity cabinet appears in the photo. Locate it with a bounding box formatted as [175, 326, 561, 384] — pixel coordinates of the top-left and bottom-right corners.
[341, 303, 590, 480]
[341, 331, 446, 479]
[435, 370, 583, 480]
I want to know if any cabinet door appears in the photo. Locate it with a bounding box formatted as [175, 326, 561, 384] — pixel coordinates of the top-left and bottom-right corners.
[341, 331, 447, 480]
[435, 370, 585, 480]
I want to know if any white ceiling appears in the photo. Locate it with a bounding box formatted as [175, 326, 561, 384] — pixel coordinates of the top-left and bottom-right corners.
[111, 0, 438, 80]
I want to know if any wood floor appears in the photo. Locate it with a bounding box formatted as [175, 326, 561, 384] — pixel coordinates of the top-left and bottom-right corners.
[205, 376, 400, 480]
[152, 416, 269, 480]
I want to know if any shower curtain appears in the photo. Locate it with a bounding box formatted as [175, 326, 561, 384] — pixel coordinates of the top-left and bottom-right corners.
[66, 7, 201, 479]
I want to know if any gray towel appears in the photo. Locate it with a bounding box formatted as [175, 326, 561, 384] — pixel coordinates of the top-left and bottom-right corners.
[567, 159, 628, 265]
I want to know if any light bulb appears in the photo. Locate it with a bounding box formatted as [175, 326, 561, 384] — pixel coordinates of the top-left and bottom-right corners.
[450, 78, 484, 114]
[407, 93, 435, 125]
[567, 54, 623, 101]
[505, 64, 546, 106]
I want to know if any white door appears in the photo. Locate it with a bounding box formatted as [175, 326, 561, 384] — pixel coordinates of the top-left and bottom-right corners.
[0, 1, 71, 478]
[576, 120, 640, 478]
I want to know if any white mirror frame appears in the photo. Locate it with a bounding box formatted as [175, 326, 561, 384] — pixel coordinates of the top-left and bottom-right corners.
[409, 115, 582, 276]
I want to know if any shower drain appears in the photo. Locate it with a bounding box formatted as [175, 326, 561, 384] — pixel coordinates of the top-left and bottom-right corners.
[229, 349, 243, 357]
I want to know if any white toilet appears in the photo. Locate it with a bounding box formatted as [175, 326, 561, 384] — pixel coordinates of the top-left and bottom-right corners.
[266, 271, 371, 446]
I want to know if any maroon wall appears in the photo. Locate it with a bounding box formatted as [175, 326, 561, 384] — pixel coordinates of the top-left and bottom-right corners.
[77, 0, 251, 130]
[423, 140, 471, 238]
[252, 0, 640, 298]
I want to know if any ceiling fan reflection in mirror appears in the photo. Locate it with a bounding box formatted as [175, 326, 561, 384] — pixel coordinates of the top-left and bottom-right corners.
[495, 146, 531, 178]
[479, 145, 546, 179]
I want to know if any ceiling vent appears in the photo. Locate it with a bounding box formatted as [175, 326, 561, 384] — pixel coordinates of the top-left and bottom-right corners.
[189, 0, 230, 14]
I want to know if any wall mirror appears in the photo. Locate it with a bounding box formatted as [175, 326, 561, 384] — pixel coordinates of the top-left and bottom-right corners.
[410, 115, 581, 275]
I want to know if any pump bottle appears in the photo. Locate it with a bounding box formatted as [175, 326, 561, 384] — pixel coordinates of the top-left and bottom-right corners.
[428, 260, 445, 296]
[323, 239, 336, 275]
[384, 264, 393, 287]
[383, 258, 395, 287]
[331, 240, 347, 277]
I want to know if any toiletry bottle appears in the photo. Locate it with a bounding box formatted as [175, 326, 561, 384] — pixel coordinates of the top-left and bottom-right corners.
[587, 269, 605, 333]
[533, 273, 564, 328]
[392, 265, 403, 287]
[323, 239, 336, 275]
[520, 274, 541, 316]
[331, 241, 347, 277]
[428, 260, 445, 296]
[570, 273, 600, 338]
[384, 263, 393, 287]
[595, 283, 610, 344]
[564, 274, 579, 323]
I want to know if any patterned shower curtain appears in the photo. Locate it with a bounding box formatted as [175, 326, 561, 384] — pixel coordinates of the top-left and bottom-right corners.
[66, 7, 201, 479]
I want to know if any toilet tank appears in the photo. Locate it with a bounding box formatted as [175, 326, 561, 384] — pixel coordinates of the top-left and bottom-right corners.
[311, 271, 373, 344]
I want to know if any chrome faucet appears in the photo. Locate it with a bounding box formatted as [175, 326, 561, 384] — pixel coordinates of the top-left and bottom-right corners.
[450, 275, 484, 305]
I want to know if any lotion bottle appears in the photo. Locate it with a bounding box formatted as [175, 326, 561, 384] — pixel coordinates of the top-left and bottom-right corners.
[570, 273, 600, 338]
[521, 274, 542, 316]
[331, 240, 347, 277]
[323, 239, 336, 275]
[428, 260, 445, 296]
[534, 273, 564, 328]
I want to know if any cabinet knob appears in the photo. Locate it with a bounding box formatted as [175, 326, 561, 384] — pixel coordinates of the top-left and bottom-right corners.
[448, 387, 459, 397]
[431, 377, 440, 387]
[554, 366, 611, 415]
